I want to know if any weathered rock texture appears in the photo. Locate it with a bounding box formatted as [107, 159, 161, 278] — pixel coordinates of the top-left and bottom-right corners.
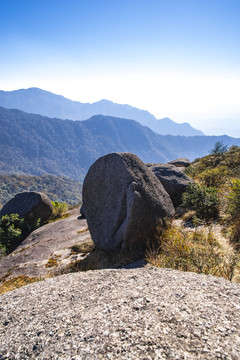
[168, 157, 190, 168]
[0, 208, 90, 281]
[147, 163, 193, 207]
[0, 267, 239, 359]
[82, 153, 175, 251]
[0, 191, 53, 223]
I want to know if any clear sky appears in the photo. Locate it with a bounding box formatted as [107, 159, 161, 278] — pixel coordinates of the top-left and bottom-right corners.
[1, 0, 240, 136]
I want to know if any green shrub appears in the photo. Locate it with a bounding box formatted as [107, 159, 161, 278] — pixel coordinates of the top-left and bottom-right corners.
[51, 201, 68, 215]
[227, 179, 240, 220]
[198, 166, 227, 187]
[45, 201, 69, 223]
[185, 147, 240, 180]
[228, 145, 240, 153]
[185, 154, 223, 178]
[226, 179, 240, 245]
[182, 183, 219, 220]
[0, 243, 7, 259]
[0, 214, 40, 255]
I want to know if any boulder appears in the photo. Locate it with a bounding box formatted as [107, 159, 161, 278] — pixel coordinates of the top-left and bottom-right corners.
[80, 203, 85, 218]
[168, 157, 190, 168]
[0, 191, 53, 223]
[146, 163, 193, 207]
[82, 153, 175, 251]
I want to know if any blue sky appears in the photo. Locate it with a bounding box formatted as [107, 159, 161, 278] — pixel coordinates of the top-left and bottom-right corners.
[1, 0, 240, 136]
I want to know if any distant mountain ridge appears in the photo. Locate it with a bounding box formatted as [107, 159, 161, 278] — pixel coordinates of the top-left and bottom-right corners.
[0, 87, 204, 136]
[0, 106, 239, 180]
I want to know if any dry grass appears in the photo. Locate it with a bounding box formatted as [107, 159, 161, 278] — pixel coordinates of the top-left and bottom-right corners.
[71, 238, 95, 254]
[0, 276, 42, 295]
[146, 222, 240, 282]
[181, 210, 197, 222]
[45, 213, 70, 224]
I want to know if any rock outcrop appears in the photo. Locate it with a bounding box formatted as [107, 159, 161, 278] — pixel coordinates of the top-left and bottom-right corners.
[146, 163, 193, 207]
[83, 153, 175, 251]
[0, 267, 239, 359]
[0, 191, 53, 223]
[168, 157, 190, 168]
[0, 208, 90, 281]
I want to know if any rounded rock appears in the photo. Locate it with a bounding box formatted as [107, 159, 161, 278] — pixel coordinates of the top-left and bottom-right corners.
[167, 157, 190, 168]
[0, 191, 53, 223]
[83, 153, 175, 251]
[146, 163, 194, 207]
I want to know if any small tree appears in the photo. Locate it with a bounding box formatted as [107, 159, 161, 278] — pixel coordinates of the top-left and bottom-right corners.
[210, 141, 228, 155]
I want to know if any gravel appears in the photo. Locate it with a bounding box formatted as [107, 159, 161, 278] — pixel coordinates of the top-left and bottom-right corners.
[0, 267, 239, 359]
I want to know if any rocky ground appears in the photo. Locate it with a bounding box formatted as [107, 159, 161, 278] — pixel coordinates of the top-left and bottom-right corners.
[0, 267, 239, 359]
[0, 208, 90, 283]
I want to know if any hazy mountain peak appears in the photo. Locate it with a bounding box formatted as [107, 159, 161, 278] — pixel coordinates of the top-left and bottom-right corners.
[24, 87, 45, 92]
[0, 87, 204, 136]
[95, 99, 113, 104]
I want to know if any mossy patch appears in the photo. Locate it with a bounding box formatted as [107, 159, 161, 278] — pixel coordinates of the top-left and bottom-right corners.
[45, 257, 59, 268]
[77, 228, 89, 234]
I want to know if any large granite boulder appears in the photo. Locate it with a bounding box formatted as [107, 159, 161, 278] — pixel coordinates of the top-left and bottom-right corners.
[0, 191, 53, 223]
[168, 157, 190, 168]
[146, 163, 193, 207]
[82, 153, 175, 251]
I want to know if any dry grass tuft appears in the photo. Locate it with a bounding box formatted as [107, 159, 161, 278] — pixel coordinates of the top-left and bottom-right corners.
[146, 222, 239, 282]
[181, 210, 197, 222]
[71, 238, 95, 254]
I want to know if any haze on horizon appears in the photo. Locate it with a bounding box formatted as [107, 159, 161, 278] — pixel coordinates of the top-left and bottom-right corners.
[1, 0, 240, 137]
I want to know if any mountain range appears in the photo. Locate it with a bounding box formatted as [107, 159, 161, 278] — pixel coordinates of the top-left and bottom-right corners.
[0, 106, 239, 181]
[0, 87, 204, 136]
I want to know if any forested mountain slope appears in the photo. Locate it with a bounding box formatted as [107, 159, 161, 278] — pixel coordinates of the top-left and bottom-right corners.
[0, 107, 239, 180]
[0, 174, 82, 206]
